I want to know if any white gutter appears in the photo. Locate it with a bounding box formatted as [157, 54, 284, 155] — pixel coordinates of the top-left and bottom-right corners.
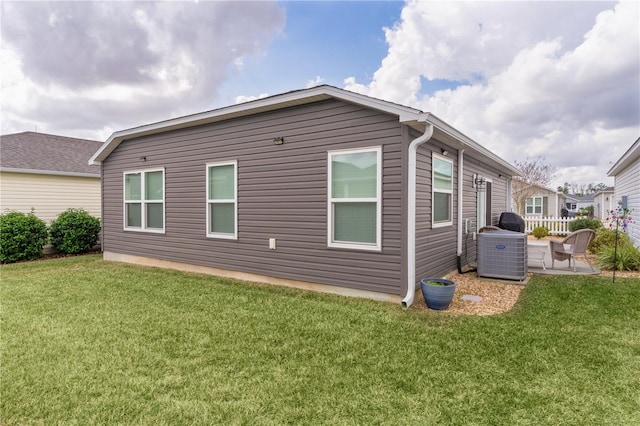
[402, 123, 434, 309]
[457, 149, 465, 256]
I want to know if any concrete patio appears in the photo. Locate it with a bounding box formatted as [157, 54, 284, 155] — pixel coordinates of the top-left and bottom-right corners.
[527, 240, 600, 276]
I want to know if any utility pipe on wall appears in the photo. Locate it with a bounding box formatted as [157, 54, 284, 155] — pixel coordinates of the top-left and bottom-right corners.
[457, 149, 465, 258]
[402, 123, 434, 309]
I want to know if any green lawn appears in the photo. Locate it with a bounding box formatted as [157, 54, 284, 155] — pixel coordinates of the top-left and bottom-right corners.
[2, 255, 639, 425]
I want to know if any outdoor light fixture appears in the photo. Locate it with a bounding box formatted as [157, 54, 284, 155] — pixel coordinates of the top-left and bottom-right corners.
[475, 175, 486, 187]
[273, 137, 284, 145]
[441, 149, 449, 156]
[140, 156, 147, 162]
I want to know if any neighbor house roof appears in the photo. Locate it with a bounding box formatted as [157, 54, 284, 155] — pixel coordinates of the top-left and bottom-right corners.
[527, 183, 565, 196]
[0, 132, 103, 177]
[608, 136, 640, 176]
[593, 187, 615, 197]
[568, 193, 595, 203]
[90, 85, 521, 177]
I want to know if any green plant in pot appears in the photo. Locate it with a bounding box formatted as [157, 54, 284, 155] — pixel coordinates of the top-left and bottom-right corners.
[420, 278, 456, 310]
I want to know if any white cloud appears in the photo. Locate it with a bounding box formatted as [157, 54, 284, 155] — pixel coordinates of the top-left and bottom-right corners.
[0, 1, 285, 140]
[306, 76, 325, 88]
[234, 93, 270, 104]
[345, 1, 639, 188]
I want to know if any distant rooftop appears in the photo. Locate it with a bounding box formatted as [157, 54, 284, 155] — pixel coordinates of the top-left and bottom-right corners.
[0, 131, 103, 177]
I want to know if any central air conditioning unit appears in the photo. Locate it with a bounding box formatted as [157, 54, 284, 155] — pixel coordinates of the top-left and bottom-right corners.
[477, 229, 528, 281]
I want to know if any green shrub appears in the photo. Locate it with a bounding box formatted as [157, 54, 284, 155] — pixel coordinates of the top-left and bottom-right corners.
[0, 211, 48, 263]
[596, 244, 640, 271]
[568, 218, 602, 232]
[589, 228, 631, 255]
[531, 226, 549, 239]
[49, 209, 101, 255]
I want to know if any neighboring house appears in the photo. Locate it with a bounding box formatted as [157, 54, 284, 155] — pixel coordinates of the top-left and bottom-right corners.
[592, 187, 615, 221]
[522, 184, 567, 217]
[567, 193, 594, 215]
[90, 85, 520, 307]
[607, 137, 640, 247]
[0, 132, 103, 224]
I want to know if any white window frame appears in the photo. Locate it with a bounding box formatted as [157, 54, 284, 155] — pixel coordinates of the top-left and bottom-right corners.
[327, 146, 382, 251]
[526, 196, 543, 215]
[123, 168, 165, 233]
[206, 160, 238, 240]
[432, 153, 453, 228]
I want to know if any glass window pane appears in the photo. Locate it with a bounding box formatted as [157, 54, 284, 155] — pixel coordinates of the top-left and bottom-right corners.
[125, 173, 141, 200]
[209, 165, 235, 200]
[146, 203, 164, 229]
[145, 171, 163, 200]
[331, 151, 377, 198]
[334, 202, 376, 244]
[433, 158, 452, 191]
[434, 192, 451, 223]
[210, 203, 235, 234]
[126, 203, 141, 227]
[526, 198, 533, 207]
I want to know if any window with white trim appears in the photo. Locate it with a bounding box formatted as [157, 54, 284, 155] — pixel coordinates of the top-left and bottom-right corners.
[328, 147, 381, 250]
[124, 168, 165, 232]
[207, 161, 237, 239]
[432, 154, 453, 227]
[526, 196, 543, 215]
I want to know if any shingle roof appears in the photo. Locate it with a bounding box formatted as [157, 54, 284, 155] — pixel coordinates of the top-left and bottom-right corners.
[0, 132, 103, 176]
[90, 85, 522, 177]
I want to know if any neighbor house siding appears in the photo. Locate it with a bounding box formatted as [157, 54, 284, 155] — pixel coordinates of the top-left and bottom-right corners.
[414, 140, 458, 284]
[0, 171, 101, 224]
[613, 161, 640, 247]
[102, 99, 407, 295]
[593, 191, 615, 221]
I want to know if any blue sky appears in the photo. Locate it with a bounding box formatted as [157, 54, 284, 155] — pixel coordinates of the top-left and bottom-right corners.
[216, 1, 405, 105]
[1, 1, 638, 187]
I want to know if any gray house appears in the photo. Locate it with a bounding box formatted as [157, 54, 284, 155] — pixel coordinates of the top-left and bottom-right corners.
[90, 86, 520, 307]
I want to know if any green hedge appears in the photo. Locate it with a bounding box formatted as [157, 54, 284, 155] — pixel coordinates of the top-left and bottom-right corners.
[589, 228, 631, 255]
[568, 218, 602, 233]
[49, 208, 101, 255]
[0, 211, 48, 263]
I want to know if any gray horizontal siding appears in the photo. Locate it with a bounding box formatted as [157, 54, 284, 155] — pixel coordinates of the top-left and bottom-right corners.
[102, 99, 405, 295]
[460, 156, 510, 265]
[414, 139, 459, 284]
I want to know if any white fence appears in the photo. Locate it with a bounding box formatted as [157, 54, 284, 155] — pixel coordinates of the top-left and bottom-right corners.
[524, 216, 576, 235]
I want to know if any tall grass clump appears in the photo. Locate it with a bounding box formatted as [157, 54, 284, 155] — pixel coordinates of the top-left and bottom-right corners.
[597, 244, 640, 271]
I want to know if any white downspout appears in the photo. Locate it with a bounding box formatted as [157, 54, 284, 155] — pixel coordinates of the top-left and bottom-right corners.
[457, 149, 465, 257]
[402, 123, 434, 309]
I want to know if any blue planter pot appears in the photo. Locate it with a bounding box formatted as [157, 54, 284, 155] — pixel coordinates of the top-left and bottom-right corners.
[420, 278, 456, 310]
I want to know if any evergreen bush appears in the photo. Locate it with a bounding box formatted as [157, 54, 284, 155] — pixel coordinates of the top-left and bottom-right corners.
[531, 226, 549, 239]
[589, 228, 631, 255]
[0, 211, 48, 263]
[49, 208, 101, 255]
[568, 218, 602, 233]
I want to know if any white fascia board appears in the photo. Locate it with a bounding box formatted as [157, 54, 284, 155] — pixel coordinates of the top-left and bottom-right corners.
[90, 85, 424, 165]
[419, 113, 522, 177]
[0, 167, 100, 178]
[607, 137, 640, 176]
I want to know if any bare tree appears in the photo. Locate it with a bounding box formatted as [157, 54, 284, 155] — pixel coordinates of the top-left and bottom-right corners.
[511, 157, 556, 216]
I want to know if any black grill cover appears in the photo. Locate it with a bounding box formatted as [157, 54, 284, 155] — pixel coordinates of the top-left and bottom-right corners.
[498, 212, 525, 233]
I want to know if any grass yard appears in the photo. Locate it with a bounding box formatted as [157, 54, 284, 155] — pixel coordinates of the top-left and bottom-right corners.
[1, 255, 639, 425]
